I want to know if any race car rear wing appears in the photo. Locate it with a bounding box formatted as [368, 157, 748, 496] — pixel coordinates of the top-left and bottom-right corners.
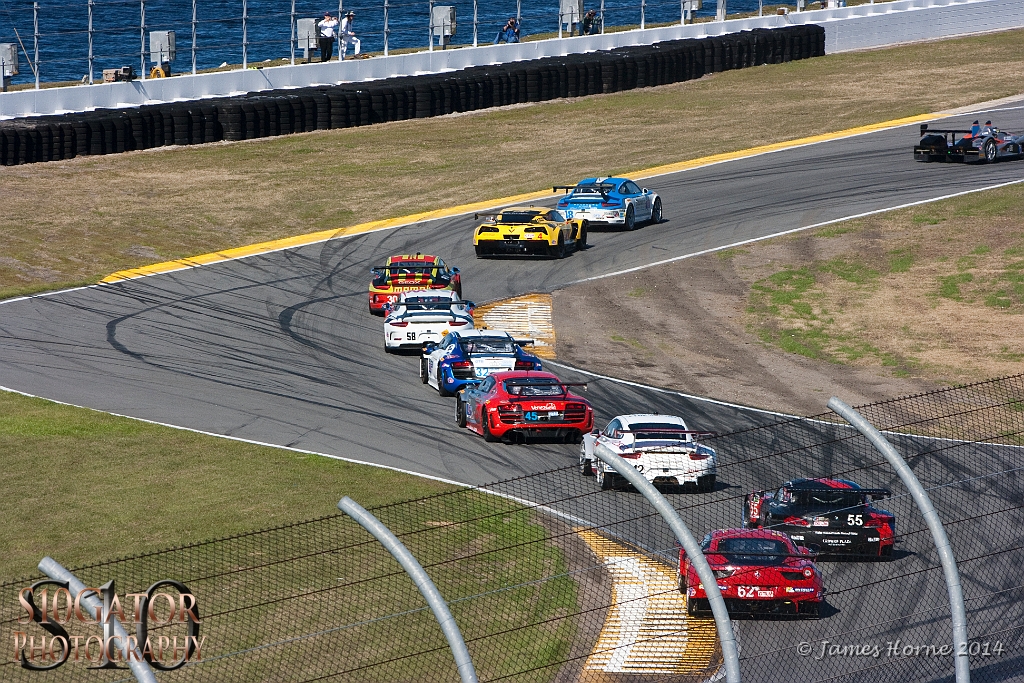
[503, 379, 588, 391]
[617, 428, 718, 438]
[371, 265, 442, 274]
[783, 486, 891, 497]
[553, 183, 615, 199]
[920, 124, 972, 136]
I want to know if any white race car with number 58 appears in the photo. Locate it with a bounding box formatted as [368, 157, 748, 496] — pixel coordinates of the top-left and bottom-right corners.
[580, 414, 718, 492]
[383, 290, 474, 352]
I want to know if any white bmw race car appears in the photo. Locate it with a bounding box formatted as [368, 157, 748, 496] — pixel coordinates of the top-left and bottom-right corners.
[580, 414, 718, 492]
[383, 290, 475, 352]
[553, 176, 662, 231]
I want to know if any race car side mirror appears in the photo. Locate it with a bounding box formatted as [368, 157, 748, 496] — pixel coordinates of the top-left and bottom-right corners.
[642, 188, 649, 194]
[452, 267, 460, 274]
[423, 343, 436, 353]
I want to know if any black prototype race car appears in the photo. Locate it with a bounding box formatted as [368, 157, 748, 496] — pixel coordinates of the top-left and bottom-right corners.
[914, 123, 1024, 164]
[743, 478, 895, 558]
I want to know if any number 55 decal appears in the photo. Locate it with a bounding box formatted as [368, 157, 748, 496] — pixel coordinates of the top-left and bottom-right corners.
[847, 514, 863, 526]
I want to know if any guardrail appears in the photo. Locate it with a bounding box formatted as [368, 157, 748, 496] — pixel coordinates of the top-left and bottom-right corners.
[3, 373, 1021, 682]
[2, 0, 1022, 119]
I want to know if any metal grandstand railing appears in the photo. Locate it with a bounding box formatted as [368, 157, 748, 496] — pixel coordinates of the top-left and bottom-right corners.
[1, 374, 1021, 682]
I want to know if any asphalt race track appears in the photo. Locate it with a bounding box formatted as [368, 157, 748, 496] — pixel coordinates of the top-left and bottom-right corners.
[2, 105, 1024, 682]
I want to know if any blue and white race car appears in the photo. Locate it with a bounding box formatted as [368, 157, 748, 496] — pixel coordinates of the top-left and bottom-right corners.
[553, 177, 662, 231]
[419, 329, 543, 397]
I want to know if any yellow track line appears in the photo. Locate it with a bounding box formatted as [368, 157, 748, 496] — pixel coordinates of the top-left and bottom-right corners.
[101, 112, 937, 284]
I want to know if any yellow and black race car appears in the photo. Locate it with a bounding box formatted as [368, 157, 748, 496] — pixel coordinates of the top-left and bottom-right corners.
[473, 206, 587, 259]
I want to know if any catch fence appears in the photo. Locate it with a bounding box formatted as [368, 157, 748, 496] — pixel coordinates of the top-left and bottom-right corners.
[1, 373, 1021, 681]
[0, 0, 826, 88]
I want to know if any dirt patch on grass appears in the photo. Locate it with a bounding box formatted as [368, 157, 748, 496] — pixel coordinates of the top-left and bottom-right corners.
[5, 29, 1024, 300]
[554, 184, 1024, 415]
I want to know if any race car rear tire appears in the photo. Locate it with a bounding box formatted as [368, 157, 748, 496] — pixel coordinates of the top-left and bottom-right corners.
[475, 244, 489, 258]
[482, 413, 499, 442]
[686, 597, 708, 617]
[384, 343, 394, 354]
[650, 197, 663, 225]
[549, 234, 567, 259]
[983, 139, 998, 163]
[438, 379, 453, 398]
[419, 357, 429, 384]
[576, 222, 588, 250]
[455, 395, 467, 428]
[624, 204, 636, 231]
[697, 474, 716, 493]
[597, 467, 616, 490]
[579, 444, 593, 476]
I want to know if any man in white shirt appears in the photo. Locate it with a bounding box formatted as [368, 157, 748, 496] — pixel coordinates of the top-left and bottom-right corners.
[317, 11, 339, 62]
[340, 11, 360, 59]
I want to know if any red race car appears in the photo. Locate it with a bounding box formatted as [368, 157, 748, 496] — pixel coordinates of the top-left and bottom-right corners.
[680, 528, 824, 618]
[368, 254, 462, 315]
[456, 371, 593, 444]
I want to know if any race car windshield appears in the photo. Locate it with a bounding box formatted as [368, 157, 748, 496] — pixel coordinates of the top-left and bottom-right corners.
[715, 538, 789, 566]
[628, 423, 690, 440]
[461, 339, 515, 355]
[793, 491, 866, 508]
[505, 381, 565, 396]
[573, 184, 610, 195]
[497, 211, 542, 224]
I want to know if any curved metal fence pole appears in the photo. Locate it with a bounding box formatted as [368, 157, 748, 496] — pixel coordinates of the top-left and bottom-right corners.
[37, 557, 159, 683]
[828, 397, 970, 683]
[593, 450, 741, 683]
[338, 497, 479, 683]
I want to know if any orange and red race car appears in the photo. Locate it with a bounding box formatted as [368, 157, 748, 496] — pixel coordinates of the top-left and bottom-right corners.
[456, 370, 594, 444]
[368, 254, 462, 314]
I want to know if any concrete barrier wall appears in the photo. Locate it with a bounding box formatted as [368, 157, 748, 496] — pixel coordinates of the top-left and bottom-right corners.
[1, 0, 1022, 120]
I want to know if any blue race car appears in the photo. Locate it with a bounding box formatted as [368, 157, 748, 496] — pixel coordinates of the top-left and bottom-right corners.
[553, 177, 662, 231]
[419, 329, 543, 397]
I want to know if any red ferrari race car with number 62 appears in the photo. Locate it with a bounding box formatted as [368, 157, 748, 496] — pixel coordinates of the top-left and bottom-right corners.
[680, 528, 824, 618]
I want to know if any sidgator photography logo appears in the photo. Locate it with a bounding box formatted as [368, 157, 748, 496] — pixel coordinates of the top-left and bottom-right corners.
[11, 579, 203, 671]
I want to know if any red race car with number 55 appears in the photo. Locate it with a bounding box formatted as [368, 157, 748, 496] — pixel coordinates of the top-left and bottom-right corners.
[680, 528, 824, 618]
[456, 371, 593, 444]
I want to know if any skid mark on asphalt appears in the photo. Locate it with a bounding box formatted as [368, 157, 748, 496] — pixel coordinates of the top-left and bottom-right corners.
[578, 530, 719, 679]
[473, 293, 556, 359]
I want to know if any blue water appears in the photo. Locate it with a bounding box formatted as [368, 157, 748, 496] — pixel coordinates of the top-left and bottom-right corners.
[1, 0, 770, 85]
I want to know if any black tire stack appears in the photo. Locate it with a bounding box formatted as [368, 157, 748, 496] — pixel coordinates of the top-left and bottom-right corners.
[0, 24, 825, 166]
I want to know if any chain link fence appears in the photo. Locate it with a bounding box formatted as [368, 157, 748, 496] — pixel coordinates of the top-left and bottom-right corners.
[2, 373, 1021, 682]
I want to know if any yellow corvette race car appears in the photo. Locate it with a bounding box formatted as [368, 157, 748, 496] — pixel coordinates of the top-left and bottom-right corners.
[473, 206, 587, 258]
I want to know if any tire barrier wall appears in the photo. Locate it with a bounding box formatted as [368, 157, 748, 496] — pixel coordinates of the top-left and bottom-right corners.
[0, 25, 824, 167]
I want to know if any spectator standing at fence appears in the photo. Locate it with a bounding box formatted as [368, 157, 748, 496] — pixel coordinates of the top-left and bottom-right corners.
[493, 17, 520, 44]
[317, 11, 339, 62]
[581, 9, 598, 35]
[340, 11, 361, 59]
